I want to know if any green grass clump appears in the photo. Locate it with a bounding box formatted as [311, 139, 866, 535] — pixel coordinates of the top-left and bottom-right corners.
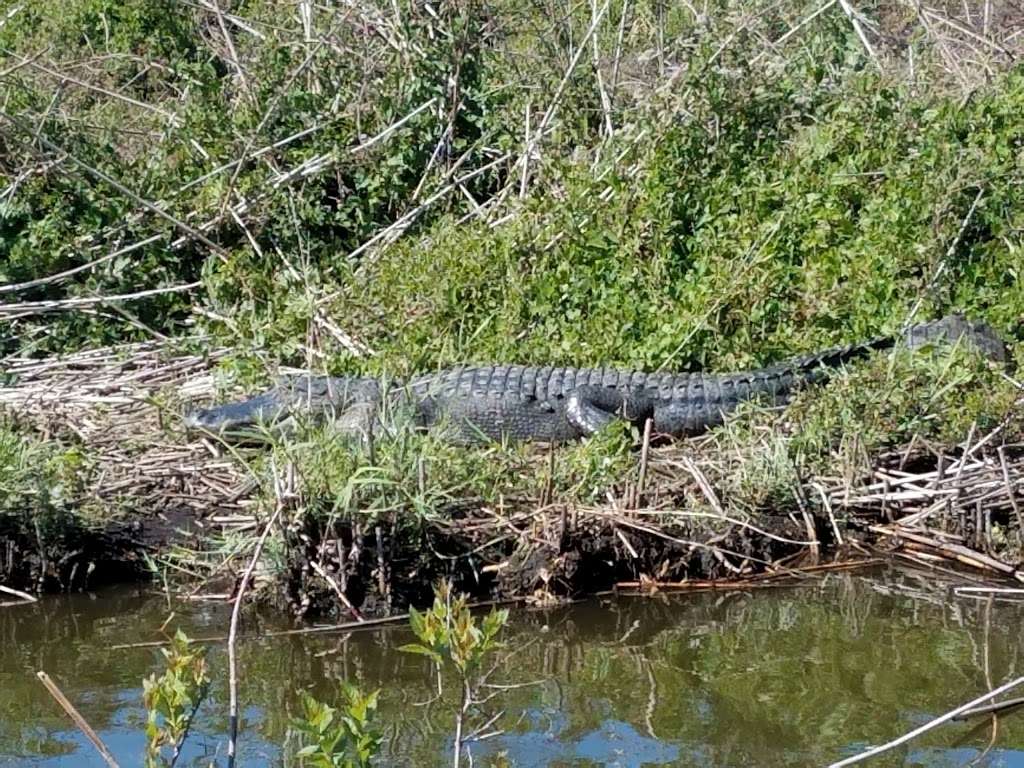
[255, 410, 635, 526]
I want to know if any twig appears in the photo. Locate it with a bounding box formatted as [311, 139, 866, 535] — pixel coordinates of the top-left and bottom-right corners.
[752, 0, 839, 63]
[169, 689, 207, 768]
[524, 0, 611, 162]
[921, 8, 1012, 58]
[828, 676, 1024, 766]
[6, 51, 177, 121]
[609, 0, 629, 96]
[176, 122, 327, 194]
[226, 492, 286, 768]
[903, 186, 985, 330]
[590, 0, 613, 136]
[309, 559, 365, 621]
[208, 0, 253, 105]
[952, 696, 1024, 721]
[346, 152, 512, 263]
[350, 97, 437, 153]
[0, 282, 201, 315]
[519, 101, 531, 198]
[0, 583, 37, 602]
[217, 22, 338, 219]
[187, 0, 266, 38]
[36, 671, 120, 768]
[167, 98, 436, 256]
[636, 418, 653, 505]
[870, 524, 1020, 577]
[836, 0, 879, 68]
[0, 234, 164, 295]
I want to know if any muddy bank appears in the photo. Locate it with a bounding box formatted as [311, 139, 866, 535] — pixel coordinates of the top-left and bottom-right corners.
[0, 487, 815, 616]
[4, 436, 1022, 619]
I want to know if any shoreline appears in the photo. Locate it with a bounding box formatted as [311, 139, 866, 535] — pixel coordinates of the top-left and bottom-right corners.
[3, 341, 1022, 616]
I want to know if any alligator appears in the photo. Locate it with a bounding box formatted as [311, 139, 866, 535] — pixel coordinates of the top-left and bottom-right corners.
[184, 315, 1007, 443]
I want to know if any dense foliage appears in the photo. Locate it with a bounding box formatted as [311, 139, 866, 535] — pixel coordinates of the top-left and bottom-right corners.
[2, 0, 1021, 370]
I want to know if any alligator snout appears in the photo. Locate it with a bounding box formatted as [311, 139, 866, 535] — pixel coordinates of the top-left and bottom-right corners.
[183, 391, 287, 436]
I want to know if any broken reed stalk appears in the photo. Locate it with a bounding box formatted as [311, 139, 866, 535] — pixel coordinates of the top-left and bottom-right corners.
[828, 675, 1024, 767]
[0, 282, 202, 315]
[953, 696, 1024, 721]
[36, 671, 120, 768]
[226, 494, 285, 768]
[0, 583, 37, 602]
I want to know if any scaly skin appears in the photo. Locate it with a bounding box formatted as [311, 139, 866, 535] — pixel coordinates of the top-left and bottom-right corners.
[184, 315, 1007, 442]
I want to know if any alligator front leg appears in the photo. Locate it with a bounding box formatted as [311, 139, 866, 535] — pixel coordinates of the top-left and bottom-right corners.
[565, 386, 652, 436]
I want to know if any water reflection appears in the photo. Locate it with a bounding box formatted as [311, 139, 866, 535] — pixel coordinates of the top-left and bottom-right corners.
[2, 569, 1024, 766]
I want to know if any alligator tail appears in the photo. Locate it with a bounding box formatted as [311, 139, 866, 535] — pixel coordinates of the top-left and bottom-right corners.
[786, 313, 1007, 380]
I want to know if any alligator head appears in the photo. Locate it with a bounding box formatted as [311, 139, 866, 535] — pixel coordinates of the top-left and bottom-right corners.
[183, 375, 382, 439]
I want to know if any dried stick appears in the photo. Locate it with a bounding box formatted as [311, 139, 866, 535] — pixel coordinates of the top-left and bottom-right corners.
[208, 0, 253, 104]
[525, 0, 611, 160]
[0, 583, 37, 602]
[0, 234, 164, 295]
[903, 186, 984, 329]
[36, 671, 120, 768]
[217, 22, 338, 218]
[346, 152, 512, 263]
[590, 0, 613, 136]
[609, 0, 629, 96]
[752, 0, 839, 63]
[636, 418, 653, 504]
[0, 282, 201, 315]
[309, 559, 365, 621]
[167, 98, 436, 255]
[169, 682, 209, 768]
[519, 101, 531, 198]
[922, 8, 1012, 58]
[177, 122, 327, 194]
[226, 497, 285, 768]
[189, 0, 267, 38]
[9, 52, 176, 120]
[350, 97, 437, 153]
[828, 676, 1024, 767]
[953, 696, 1024, 721]
[836, 0, 879, 67]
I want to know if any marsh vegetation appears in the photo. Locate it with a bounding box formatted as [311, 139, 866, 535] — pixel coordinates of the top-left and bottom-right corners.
[1, 0, 1023, 623]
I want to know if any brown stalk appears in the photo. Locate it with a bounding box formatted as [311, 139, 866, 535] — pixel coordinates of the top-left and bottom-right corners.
[36, 671, 120, 768]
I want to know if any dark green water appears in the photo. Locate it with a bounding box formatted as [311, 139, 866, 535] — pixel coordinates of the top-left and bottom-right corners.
[3, 569, 1024, 767]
